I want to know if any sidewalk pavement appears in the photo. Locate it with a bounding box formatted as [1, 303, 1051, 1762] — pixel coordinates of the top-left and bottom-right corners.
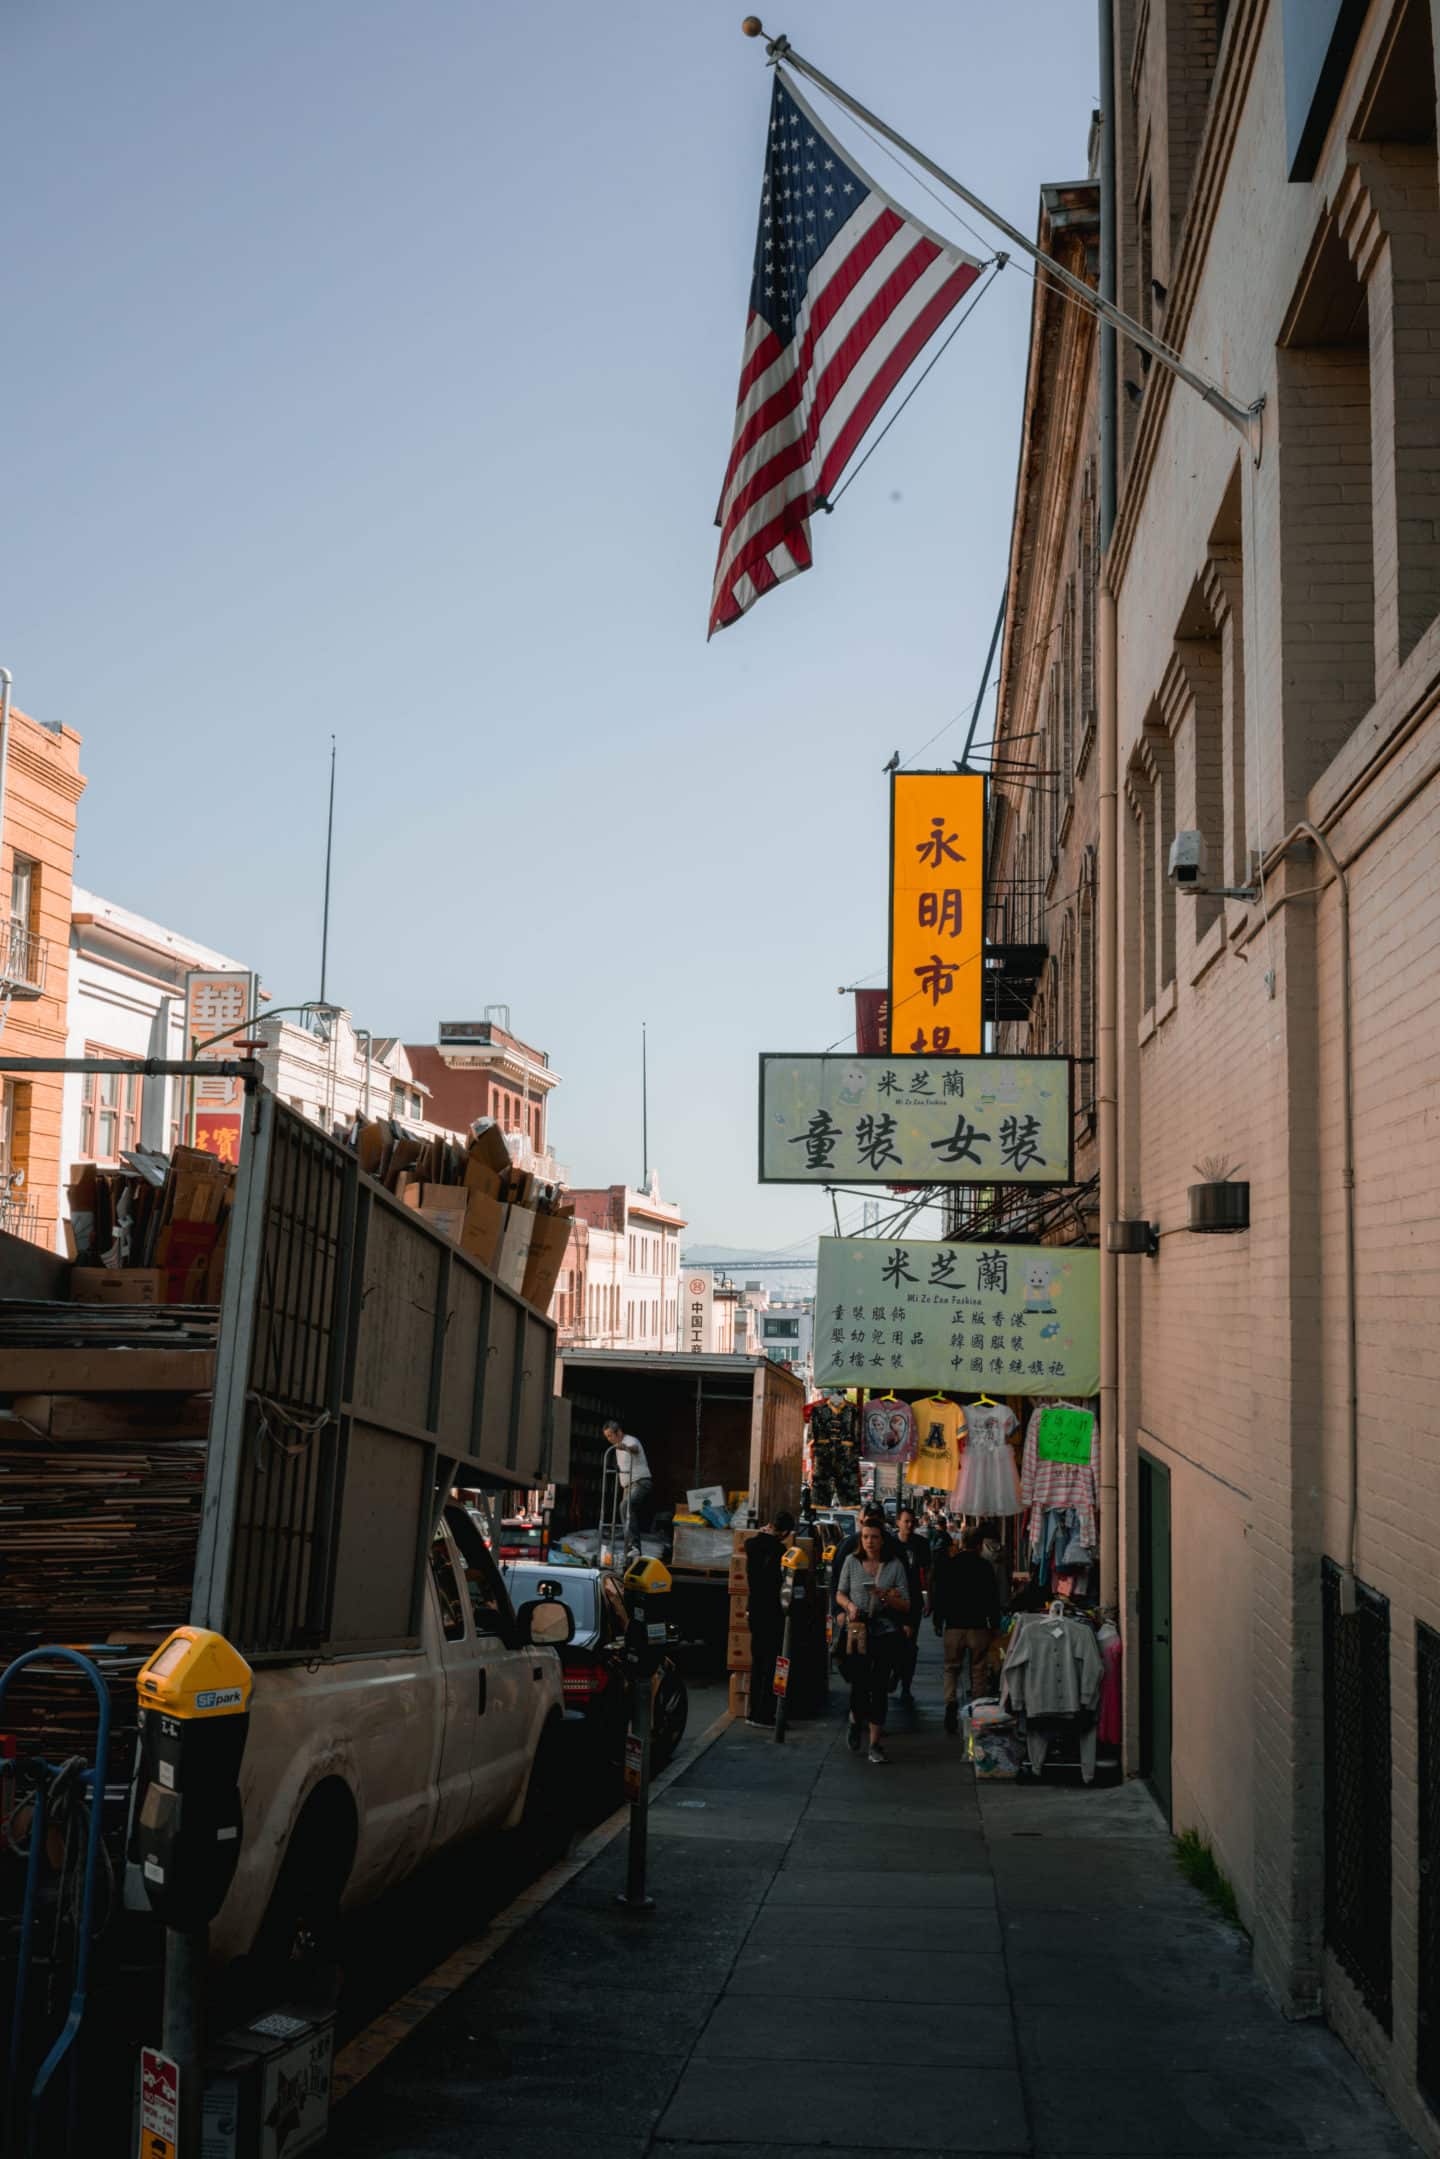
[329, 1636, 1419, 2159]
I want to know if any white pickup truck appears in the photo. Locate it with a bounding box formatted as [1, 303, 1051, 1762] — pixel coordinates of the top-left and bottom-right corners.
[203, 1503, 572, 1968]
[0, 1090, 576, 1990]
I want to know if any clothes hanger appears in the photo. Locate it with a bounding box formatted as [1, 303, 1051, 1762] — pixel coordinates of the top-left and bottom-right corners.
[974, 1391, 997, 1408]
[878, 1390, 900, 1404]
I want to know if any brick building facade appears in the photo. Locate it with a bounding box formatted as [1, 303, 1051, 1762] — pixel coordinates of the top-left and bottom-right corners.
[1095, 0, 1440, 2144]
[995, 1, 1440, 2141]
[1, 699, 85, 1249]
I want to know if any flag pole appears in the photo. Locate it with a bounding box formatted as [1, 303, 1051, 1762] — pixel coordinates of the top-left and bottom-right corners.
[739, 19, 1264, 462]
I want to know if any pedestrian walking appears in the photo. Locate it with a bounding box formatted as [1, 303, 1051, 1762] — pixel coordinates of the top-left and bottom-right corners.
[931, 1525, 1002, 1734]
[828, 1504, 898, 1620]
[835, 1517, 911, 1763]
[744, 1508, 795, 1728]
[892, 1506, 930, 1706]
[603, 1421, 653, 1552]
[928, 1517, 956, 1634]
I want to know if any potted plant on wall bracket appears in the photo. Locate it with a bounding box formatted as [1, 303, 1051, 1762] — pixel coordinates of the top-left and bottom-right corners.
[1188, 1155, 1249, 1234]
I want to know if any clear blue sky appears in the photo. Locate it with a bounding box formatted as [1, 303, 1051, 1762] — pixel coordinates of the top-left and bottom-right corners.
[4, 0, 1097, 1249]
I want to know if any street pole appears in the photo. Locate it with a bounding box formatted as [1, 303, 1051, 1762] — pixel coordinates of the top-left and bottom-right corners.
[162, 1925, 208, 2155]
[619, 1666, 654, 1911]
[772, 1600, 795, 1744]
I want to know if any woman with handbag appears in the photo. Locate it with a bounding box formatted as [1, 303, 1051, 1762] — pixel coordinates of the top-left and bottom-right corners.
[835, 1516, 911, 1763]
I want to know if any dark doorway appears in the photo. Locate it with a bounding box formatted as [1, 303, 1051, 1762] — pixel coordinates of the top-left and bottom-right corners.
[1138, 1452, 1173, 1820]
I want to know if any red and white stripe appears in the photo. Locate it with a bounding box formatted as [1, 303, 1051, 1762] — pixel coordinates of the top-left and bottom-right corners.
[709, 97, 983, 637]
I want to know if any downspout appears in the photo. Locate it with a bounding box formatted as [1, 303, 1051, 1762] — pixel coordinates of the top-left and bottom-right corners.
[1097, 0, 1120, 1613]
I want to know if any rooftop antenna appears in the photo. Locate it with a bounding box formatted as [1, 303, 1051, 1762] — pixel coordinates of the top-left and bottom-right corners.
[642, 1020, 649, 1190]
[319, 734, 336, 1007]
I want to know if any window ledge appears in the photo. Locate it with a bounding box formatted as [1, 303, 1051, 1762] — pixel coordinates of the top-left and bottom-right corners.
[1076, 716, 1096, 779]
[1139, 1006, 1157, 1046]
[1190, 913, 1226, 986]
[1156, 979, 1177, 1028]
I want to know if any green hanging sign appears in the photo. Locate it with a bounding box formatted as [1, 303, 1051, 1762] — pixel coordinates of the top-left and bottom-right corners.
[1036, 1406, 1093, 1464]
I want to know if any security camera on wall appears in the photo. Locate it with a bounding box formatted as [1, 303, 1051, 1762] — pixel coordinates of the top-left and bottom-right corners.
[1168, 829, 1209, 887]
[1168, 827, 1259, 904]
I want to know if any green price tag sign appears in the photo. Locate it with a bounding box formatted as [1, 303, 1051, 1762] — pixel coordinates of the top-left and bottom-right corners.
[1037, 1407, 1092, 1464]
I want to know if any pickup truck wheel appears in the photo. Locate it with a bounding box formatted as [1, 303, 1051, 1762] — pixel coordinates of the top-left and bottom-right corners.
[251, 1798, 351, 2007]
[518, 1723, 573, 1868]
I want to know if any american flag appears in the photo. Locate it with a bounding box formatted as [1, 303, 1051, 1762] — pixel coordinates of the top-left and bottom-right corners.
[710, 71, 984, 637]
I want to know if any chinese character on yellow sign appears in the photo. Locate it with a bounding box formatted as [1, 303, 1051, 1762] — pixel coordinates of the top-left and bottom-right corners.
[887, 772, 985, 1055]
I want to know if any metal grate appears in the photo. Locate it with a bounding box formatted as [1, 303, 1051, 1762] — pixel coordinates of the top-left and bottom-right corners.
[1418, 1622, 1440, 2108]
[1322, 1557, 1392, 2030]
[226, 1100, 352, 1654]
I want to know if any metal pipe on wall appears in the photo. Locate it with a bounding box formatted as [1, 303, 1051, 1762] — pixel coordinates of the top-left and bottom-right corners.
[1097, 0, 1120, 1613]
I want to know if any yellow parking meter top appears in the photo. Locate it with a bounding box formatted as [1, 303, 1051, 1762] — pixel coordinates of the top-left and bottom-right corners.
[623, 1556, 672, 1597]
[782, 1543, 811, 1571]
[136, 1627, 253, 1719]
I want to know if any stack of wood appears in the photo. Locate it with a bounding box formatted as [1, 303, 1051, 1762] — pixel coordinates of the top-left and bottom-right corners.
[0, 1388, 212, 1784]
[348, 1113, 573, 1318]
[727, 1531, 753, 1718]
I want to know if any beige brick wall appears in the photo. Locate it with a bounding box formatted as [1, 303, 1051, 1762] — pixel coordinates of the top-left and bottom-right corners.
[1106, 1, 1440, 2147]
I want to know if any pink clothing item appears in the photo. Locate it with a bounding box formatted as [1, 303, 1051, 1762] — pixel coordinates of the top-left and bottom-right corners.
[862, 1399, 916, 1465]
[1019, 1404, 1098, 1514]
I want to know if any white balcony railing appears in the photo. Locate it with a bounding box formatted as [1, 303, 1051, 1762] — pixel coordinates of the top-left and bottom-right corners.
[2, 921, 47, 996]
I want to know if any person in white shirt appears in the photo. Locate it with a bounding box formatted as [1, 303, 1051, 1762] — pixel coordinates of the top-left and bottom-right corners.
[603, 1421, 653, 1549]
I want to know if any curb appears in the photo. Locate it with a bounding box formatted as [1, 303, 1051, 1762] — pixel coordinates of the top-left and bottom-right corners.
[331, 1702, 735, 2103]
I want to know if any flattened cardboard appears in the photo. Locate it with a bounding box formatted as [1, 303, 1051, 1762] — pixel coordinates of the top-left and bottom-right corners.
[521, 1208, 571, 1315]
[467, 1121, 513, 1177]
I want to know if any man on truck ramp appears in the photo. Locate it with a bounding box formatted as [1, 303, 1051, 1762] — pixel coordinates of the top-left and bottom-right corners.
[604, 1420, 653, 1551]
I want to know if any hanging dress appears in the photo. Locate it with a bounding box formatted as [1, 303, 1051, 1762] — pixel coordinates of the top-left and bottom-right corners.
[953, 1401, 1021, 1516]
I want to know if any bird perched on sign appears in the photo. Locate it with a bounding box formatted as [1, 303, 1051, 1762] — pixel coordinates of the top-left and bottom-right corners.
[883, 751, 900, 773]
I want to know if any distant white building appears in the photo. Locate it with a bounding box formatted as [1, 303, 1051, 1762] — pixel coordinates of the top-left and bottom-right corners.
[757, 1300, 814, 1395]
[61, 888, 261, 1204]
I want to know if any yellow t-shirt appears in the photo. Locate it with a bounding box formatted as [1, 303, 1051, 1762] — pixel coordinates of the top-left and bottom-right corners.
[909, 1397, 966, 1489]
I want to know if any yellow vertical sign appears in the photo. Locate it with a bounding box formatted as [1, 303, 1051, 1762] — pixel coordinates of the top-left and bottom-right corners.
[888, 772, 985, 1054]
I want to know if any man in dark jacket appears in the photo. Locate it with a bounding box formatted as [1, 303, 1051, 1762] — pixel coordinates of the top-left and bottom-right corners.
[892, 1508, 930, 1706]
[932, 1525, 1002, 1733]
[745, 1509, 795, 1728]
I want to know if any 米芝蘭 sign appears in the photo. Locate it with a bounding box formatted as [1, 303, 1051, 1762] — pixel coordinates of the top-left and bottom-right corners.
[888, 771, 985, 1055]
[814, 1236, 1099, 1397]
[758, 1053, 1072, 1186]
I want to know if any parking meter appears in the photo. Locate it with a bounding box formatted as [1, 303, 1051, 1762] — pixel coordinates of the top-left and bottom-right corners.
[773, 1542, 810, 1743]
[131, 1626, 253, 1929]
[618, 1558, 671, 1910]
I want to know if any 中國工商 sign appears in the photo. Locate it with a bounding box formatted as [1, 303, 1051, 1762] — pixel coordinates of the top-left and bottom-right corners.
[814, 1237, 1099, 1396]
[758, 1054, 1072, 1186]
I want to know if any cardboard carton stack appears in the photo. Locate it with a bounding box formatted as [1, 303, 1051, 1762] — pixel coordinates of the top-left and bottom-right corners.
[348, 1114, 573, 1320]
[67, 1147, 235, 1307]
[727, 1531, 753, 1718]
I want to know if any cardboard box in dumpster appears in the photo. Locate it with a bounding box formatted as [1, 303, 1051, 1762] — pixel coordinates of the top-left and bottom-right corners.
[521, 1206, 572, 1314]
[727, 1552, 750, 1592]
[71, 1267, 166, 1306]
[727, 1625, 752, 1672]
[728, 1672, 750, 1717]
[419, 1187, 468, 1245]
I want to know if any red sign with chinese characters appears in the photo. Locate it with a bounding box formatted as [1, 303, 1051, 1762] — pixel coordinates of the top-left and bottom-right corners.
[184, 969, 255, 1164]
